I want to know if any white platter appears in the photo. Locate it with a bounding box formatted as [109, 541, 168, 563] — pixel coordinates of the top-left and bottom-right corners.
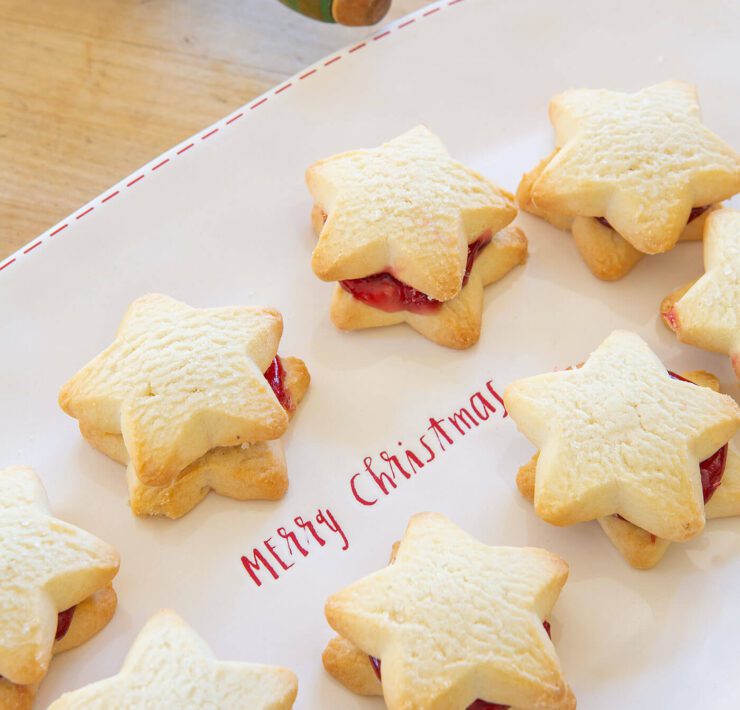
[1, 0, 739, 707]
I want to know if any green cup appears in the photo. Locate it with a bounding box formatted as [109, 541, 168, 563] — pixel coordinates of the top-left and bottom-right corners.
[278, 0, 335, 22]
[277, 0, 392, 25]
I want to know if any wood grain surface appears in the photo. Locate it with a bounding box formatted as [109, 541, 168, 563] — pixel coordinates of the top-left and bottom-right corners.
[0, 0, 426, 259]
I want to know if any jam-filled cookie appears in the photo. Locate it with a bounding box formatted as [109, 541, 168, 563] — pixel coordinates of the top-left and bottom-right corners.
[504, 331, 740, 568]
[307, 126, 528, 348]
[0, 466, 119, 709]
[47, 610, 298, 709]
[58, 294, 309, 519]
[517, 82, 740, 280]
[661, 208, 740, 379]
[322, 513, 575, 709]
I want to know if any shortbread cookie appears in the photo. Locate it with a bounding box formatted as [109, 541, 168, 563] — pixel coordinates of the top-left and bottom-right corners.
[661, 208, 740, 377]
[307, 126, 526, 347]
[0, 466, 119, 706]
[77, 357, 309, 519]
[518, 81, 740, 279]
[59, 295, 310, 519]
[59, 294, 289, 487]
[505, 331, 740, 546]
[47, 610, 297, 709]
[517, 369, 740, 568]
[323, 512, 575, 709]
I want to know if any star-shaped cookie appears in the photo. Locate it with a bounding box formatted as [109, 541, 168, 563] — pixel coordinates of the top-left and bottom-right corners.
[328, 226, 527, 348]
[520, 81, 740, 255]
[661, 208, 740, 377]
[324, 513, 575, 709]
[504, 330, 740, 541]
[307, 125, 517, 301]
[48, 610, 298, 709]
[0, 466, 119, 686]
[516, 370, 740, 568]
[59, 294, 289, 487]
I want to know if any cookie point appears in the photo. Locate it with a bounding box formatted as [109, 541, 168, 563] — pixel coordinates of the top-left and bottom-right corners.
[677, 514, 706, 542]
[310, 247, 335, 282]
[662, 305, 680, 333]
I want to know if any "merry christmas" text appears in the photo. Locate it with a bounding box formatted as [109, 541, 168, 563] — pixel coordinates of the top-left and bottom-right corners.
[349, 380, 507, 506]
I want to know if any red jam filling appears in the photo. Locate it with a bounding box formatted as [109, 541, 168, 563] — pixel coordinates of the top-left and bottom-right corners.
[368, 621, 551, 709]
[263, 355, 293, 412]
[55, 606, 76, 641]
[596, 205, 709, 232]
[339, 231, 493, 315]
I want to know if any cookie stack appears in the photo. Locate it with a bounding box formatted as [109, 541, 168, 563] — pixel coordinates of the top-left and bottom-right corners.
[322, 513, 575, 709]
[517, 82, 740, 280]
[58, 294, 310, 519]
[505, 330, 740, 569]
[307, 126, 528, 348]
[0, 466, 119, 708]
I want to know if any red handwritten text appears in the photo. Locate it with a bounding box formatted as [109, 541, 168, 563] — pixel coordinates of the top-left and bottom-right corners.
[241, 508, 348, 587]
[350, 380, 506, 507]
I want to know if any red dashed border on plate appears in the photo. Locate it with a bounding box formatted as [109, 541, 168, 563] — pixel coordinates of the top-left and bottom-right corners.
[0, 0, 466, 274]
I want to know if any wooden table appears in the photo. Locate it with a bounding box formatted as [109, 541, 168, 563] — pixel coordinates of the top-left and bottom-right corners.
[0, 0, 426, 260]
